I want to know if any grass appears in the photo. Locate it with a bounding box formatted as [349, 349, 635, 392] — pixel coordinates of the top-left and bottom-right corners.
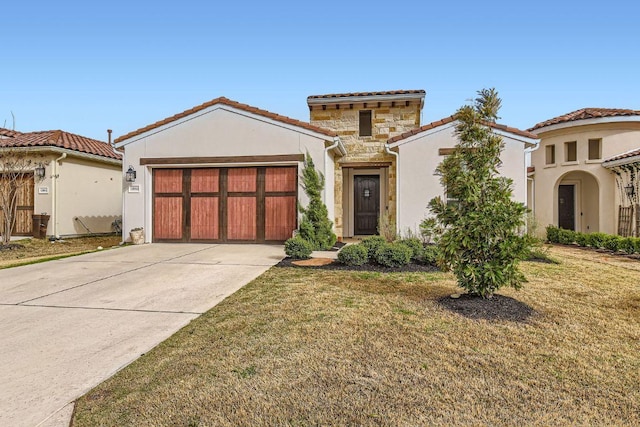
[0, 235, 122, 269]
[73, 245, 639, 426]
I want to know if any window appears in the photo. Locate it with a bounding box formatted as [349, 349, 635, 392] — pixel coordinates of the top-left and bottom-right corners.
[565, 141, 577, 162]
[545, 145, 555, 165]
[359, 110, 372, 137]
[588, 139, 602, 160]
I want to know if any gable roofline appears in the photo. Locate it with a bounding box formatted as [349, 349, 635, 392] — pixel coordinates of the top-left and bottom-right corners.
[387, 116, 539, 148]
[0, 129, 121, 161]
[307, 90, 425, 107]
[529, 108, 640, 133]
[0, 145, 122, 166]
[602, 147, 640, 168]
[114, 97, 338, 147]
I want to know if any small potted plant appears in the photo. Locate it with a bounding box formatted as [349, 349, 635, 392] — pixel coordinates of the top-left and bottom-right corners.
[129, 227, 144, 245]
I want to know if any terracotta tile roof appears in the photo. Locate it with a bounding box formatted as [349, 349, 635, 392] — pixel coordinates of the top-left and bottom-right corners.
[0, 127, 22, 138]
[530, 108, 640, 131]
[388, 116, 539, 144]
[115, 97, 337, 144]
[307, 89, 425, 100]
[0, 129, 121, 160]
[602, 147, 640, 165]
[527, 166, 535, 174]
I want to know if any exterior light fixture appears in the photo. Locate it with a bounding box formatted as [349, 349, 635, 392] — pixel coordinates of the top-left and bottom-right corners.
[34, 163, 46, 180]
[125, 166, 137, 183]
[625, 182, 635, 199]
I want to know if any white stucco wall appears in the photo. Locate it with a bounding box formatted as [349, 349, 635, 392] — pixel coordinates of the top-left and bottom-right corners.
[120, 105, 336, 242]
[396, 124, 529, 235]
[530, 121, 640, 235]
[32, 153, 122, 237]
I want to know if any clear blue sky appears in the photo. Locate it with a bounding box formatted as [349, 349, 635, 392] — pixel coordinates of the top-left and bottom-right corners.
[2, 1, 639, 141]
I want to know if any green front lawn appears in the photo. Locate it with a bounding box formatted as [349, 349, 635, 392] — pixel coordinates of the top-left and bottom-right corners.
[73, 245, 639, 426]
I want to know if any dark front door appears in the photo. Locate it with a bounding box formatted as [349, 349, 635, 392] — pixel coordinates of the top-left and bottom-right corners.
[558, 184, 575, 230]
[354, 175, 380, 235]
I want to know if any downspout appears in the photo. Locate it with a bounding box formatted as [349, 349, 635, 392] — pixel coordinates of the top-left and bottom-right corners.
[384, 143, 399, 235]
[52, 152, 67, 237]
[323, 137, 341, 204]
[525, 141, 541, 232]
[108, 129, 126, 244]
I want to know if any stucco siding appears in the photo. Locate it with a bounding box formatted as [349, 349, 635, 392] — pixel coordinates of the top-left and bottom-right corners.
[121, 107, 334, 241]
[397, 125, 528, 235]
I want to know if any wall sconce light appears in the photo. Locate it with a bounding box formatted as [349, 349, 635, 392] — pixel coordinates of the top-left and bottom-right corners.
[625, 182, 635, 199]
[125, 166, 137, 183]
[34, 163, 46, 180]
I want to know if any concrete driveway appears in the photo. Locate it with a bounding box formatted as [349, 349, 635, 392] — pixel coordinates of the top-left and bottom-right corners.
[0, 243, 284, 427]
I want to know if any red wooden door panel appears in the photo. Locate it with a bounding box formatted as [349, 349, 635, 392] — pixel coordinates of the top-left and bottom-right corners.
[227, 197, 256, 240]
[191, 169, 219, 193]
[228, 168, 257, 192]
[265, 196, 296, 241]
[265, 167, 296, 192]
[191, 197, 219, 240]
[154, 197, 183, 239]
[155, 169, 183, 193]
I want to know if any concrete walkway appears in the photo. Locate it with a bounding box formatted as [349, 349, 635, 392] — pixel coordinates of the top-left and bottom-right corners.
[0, 243, 284, 427]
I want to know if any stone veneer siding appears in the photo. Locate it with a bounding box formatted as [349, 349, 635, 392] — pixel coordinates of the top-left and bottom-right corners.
[310, 103, 421, 238]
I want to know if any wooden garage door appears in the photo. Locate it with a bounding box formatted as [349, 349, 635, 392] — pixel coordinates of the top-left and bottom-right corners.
[0, 174, 34, 236]
[153, 166, 296, 243]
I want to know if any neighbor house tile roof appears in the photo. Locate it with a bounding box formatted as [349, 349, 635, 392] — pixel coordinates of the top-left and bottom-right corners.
[530, 108, 640, 131]
[115, 97, 337, 144]
[307, 90, 426, 100]
[0, 130, 121, 160]
[388, 116, 538, 144]
[0, 127, 22, 138]
[602, 148, 640, 164]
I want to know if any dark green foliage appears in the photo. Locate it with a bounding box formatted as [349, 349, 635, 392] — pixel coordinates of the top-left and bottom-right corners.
[428, 89, 530, 298]
[337, 244, 369, 266]
[546, 225, 560, 243]
[586, 232, 608, 249]
[604, 235, 623, 252]
[361, 235, 387, 261]
[297, 153, 337, 250]
[575, 232, 589, 247]
[421, 244, 439, 265]
[284, 236, 313, 259]
[619, 237, 637, 254]
[557, 229, 576, 245]
[374, 243, 412, 267]
[397, 237, 424, 261]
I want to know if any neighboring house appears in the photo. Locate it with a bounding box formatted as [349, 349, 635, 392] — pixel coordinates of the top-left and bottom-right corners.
[308, 91, 537, 238]
[528, 108, 640, 237]
[117, 92, 535, 243]
[0, 128, 122, 238]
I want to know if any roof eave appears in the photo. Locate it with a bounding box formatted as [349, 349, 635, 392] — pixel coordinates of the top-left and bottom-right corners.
[307, 92, 426, 107]
[532, 115, 640, 134]
[0, 146, 122, 165]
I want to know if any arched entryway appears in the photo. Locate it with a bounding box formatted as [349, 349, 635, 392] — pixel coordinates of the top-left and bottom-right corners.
[554, 171, 600, 232]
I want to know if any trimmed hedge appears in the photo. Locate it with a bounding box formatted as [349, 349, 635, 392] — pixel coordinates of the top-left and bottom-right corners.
[546, 225, 640, 254]
[375, 243, 412, 267]
[284, 236, 313, 259]
[361, 236, 388, 261]
[337, 244, 369, 266]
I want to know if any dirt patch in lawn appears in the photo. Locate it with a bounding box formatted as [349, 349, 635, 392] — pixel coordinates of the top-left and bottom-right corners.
[0, 235, 122, 268]
[438, 293, 537, 322]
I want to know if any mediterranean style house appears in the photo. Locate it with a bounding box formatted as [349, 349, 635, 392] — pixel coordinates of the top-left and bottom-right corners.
[528, 108, 640, 237]
[117, 90, 536, 243]
[0, 128, 122, 238]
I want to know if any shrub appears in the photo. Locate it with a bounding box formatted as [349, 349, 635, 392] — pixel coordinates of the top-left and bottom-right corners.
[604, 235, 623, 252]
[575, 232, 589, 247]
[361, 235, 387, 260]
[586, 232, 608, 249]
[635, 238, 640, 253]
[375, 243, 412, 268]
[619, 237, 637, 254]
[557, 229, 576, 245]
[419, 217, 442, 244]
[546, 225, 560, 244]
[397, 237, 424, 261]
[297, 153, 337, 250]
[337, 244, 369, 266]
[421, 244, 439, 265]
[284, 236, 313, 260]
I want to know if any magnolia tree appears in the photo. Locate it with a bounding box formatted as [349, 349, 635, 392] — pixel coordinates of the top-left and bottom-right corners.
[428, 88, 530, 298]
[0, 148, 45, 245]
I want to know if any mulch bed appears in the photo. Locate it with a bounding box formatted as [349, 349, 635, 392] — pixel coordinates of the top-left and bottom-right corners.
[276, 257, 439, 273]
[437, 294, 536, 323]
[0, 244, 25, 252]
